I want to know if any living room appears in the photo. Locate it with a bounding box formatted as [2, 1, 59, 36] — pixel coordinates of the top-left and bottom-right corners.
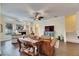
[0, 3, 79, 56]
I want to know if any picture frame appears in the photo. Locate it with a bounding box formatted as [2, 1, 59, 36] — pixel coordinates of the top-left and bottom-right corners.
[0, 24, 3, 33]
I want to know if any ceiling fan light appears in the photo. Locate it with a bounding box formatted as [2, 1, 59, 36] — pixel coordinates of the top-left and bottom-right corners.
[38, 16, 44, 20]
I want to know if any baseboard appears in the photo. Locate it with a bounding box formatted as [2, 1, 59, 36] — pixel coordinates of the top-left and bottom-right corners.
[66, 40, 79, 44]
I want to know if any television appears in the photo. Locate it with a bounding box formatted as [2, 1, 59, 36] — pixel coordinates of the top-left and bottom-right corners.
[45, 26, 54, 32]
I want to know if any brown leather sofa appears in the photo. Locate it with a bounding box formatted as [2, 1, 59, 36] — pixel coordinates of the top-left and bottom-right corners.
[37, 39, 56, 56]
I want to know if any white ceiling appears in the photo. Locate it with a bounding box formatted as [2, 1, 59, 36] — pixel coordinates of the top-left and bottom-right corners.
[1, 3, 79, 22]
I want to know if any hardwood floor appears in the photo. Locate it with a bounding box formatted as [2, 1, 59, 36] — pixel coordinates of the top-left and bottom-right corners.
[1, 40, 79, 56]
[1, 40, 27, 56]
[55, 41, 79, 56]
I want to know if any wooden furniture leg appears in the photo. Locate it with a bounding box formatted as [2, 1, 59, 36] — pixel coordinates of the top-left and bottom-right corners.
[17, 39, 21, 51]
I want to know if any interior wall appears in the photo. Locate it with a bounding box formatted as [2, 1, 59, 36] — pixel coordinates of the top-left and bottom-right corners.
[0, 16, 5, 41]
[0, 5, 2, 54]
[76, 11, 79, 36]
[65, 15, 76, 32]
[39, 16, 65, 39]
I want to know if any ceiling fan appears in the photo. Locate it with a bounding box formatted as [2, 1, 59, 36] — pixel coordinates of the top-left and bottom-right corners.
[25, 4, 50, 20]
[30, 12, 44, 20]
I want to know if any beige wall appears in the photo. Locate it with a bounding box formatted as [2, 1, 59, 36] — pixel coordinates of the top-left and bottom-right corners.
[0, 16, 5, 41]
[76, 11, 79, 36]
[65, 15, 76, 32]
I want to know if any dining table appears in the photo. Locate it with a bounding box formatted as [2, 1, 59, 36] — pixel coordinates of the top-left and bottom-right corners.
[18, 37, 39, 55]
[19, 37, 38, 44]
